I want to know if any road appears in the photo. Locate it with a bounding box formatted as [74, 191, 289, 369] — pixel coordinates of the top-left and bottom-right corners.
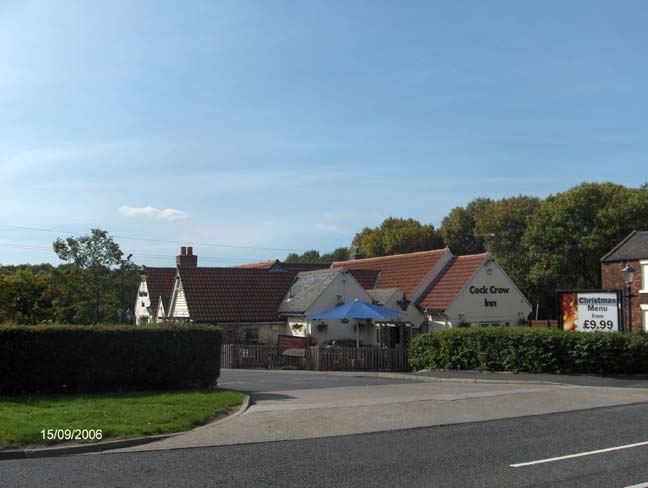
[5, 403, 648, 487]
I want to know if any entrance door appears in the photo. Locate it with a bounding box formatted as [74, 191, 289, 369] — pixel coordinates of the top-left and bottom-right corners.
[389, 326, 400, 347]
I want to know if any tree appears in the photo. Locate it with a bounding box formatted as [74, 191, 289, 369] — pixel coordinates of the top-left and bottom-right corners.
[352, 217, 443, 258]
[439, 197, 493, 255]
[53, 229, 124, 323]
[320, 247, 351, 262]
[0, 267, 55, 324]
[523, 183, 648, 316]
[473, 195, 541, 285]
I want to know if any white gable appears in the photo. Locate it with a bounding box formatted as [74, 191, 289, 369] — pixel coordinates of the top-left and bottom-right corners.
[445, 259, 532, 327]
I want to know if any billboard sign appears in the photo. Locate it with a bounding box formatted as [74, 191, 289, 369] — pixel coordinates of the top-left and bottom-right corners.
[558, 290, 622, 332]
[278, 335, 307, 357]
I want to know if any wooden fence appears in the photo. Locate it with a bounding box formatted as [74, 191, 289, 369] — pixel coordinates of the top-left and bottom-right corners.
[531, 320, 559, 329]
[220, 344, 409, 372]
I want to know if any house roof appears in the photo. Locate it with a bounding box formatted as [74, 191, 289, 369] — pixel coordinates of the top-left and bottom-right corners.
[418, 253, 488, 312]
[232, 260, 331, 271]
[278, 269, 341, 314]
[142, 267, 176, 316]
[367, 288, 399, 306]
[176, 267, 296, 323]
[332, 248, 448, 294]
[601, 231, 648, 262]
[232, 260, 279, 269]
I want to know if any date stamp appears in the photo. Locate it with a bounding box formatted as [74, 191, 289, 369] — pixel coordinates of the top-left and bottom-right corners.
[41, 429, 103, 442]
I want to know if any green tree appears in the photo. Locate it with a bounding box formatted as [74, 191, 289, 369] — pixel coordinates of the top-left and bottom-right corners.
[320, 247, 351, 262]
[523, 182, 648, 314]
[439, 197, 493, 255]
[0, 268, 55, 324]
[473, 195, 541, 284]
[53, 229, 124, 323]
[352, 217, 443, 258]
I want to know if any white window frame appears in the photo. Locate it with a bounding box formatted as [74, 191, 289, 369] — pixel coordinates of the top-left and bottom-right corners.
[640, 260, 648, 294]
[642, 304, 648, 332]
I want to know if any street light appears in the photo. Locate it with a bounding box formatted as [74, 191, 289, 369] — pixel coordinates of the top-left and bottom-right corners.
[621, 264, 636, 334]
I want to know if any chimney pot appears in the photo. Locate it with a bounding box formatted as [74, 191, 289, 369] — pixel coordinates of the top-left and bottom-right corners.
[181, 246, 187, 256]
[187, 246, 193, 255]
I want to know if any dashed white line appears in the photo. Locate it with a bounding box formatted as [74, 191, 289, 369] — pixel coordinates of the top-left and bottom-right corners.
[510, 440, 648, 468]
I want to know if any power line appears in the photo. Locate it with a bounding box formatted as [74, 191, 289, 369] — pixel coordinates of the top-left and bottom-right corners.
[0, 224, 309, 253]
[0, 241, 265, 263]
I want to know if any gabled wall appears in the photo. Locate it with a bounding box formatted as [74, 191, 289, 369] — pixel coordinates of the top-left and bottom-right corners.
[287, 270, 374, 344]
[443, 259, 532, 328]
[168, 275, 190, 319]
[135, 279, 151, 325]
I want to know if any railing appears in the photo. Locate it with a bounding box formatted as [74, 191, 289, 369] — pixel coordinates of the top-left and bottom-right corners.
[220, 344, 409, 372]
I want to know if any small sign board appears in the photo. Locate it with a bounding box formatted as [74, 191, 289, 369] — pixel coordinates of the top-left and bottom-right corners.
[278, 334, 307, 357]
[557, 290, 622, 332]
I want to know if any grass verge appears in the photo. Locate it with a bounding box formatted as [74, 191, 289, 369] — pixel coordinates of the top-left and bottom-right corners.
[0, 389, 245, 449]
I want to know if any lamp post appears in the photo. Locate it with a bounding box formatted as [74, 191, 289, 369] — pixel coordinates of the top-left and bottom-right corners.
[119, 253, 133, 323]
[621, 264, 636, 334]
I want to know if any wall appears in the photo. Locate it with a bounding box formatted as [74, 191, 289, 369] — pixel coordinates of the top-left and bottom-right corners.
[601, 260, 648, 332]
[169, 277, 190, 318]
[134, 279, 150, 325]
[303, 270, 374, 345]
[444, 259, 532, 327]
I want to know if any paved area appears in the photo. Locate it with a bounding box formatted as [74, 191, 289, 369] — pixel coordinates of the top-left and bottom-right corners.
[7, 403, 648, 487]
[414, 369, 648, 388]
[110, 370, 648, 453]
[218, 368, 412, 392]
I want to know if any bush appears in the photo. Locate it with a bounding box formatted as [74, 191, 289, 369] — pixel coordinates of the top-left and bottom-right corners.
[409, 328, 648, 375]
[0, 324, 222, 393]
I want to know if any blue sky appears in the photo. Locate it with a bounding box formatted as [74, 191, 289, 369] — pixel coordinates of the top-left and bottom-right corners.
[1, 0, 646, 266]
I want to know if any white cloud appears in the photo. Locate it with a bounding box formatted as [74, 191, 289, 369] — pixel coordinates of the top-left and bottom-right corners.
[119, 205, 189, 222]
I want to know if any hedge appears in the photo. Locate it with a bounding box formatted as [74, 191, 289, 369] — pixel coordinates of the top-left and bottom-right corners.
[0, 324, 222, 394]
[409, 328, 648, 375]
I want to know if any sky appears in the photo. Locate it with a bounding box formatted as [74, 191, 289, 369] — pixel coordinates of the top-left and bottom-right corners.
[1, 0, 647, 266]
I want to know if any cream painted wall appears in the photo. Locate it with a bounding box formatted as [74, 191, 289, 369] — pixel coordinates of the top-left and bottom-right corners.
[443, 259, 532, 327]
[169, 277, 190, 318]
[288, 270, 375, 345]
[135, 280, 150, 325]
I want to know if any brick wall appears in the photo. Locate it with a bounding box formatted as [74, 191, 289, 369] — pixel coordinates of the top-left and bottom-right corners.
[601, 261, 647, 333]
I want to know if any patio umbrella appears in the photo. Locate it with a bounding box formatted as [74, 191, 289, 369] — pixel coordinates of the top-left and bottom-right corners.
[308, 299, 404, 347]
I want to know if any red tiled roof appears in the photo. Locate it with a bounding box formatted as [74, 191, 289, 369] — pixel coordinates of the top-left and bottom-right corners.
[418, 253, 487, 311]
[177, 267, 296, 323]
[232, 260, 279, 269]
[142, 267, 177, 315]
[332, 249, 448, 294]
[347, 268, 381, 289]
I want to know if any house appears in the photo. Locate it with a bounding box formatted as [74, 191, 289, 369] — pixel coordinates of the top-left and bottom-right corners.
[134, 246, 196, 325]
[332, 249, 532, 340]
[601, 231, 648, 332]
[165, 265, 296, 343]
[278, 268, 376, 345]
[417, 253, 532, 330]
[234, 260, 331, 272]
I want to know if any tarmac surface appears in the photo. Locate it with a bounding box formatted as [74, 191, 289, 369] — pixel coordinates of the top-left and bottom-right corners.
[6, 403, 648, 487]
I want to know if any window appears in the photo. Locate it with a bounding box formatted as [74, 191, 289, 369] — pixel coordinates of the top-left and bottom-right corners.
[479, 321, 501, 327]
[244, 328, 259, 343]
[641, 261, 648, 293]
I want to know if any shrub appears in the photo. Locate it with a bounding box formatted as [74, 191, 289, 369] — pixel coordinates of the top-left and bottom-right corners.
[0, 324, 222, 394]
[409, 328, 648, 375]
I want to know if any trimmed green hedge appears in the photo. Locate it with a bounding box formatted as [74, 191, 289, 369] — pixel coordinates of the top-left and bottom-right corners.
[0, 324, 222, 393]
[409, 328, 648, 375]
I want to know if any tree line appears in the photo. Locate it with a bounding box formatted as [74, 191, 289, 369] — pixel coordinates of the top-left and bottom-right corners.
[286, 182, 648, 318]
[0, 229, 140, 324]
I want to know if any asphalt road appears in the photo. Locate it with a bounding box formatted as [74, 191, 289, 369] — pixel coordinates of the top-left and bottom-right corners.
[6, 403, 648, 488]
[218, 369, 411, 392]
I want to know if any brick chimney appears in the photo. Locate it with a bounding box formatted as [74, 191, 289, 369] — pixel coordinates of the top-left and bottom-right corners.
[176, 246, 198, 268]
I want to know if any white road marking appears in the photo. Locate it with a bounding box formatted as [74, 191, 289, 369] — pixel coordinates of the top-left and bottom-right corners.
[625, 482, 648, 488]
[510, 440, 648, 468]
